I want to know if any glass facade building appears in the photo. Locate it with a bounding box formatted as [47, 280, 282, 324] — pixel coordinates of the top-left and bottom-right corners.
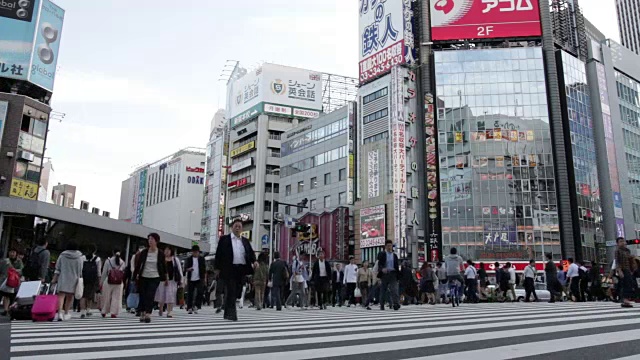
[435, 47, 562, 261]
[559, 51, 603, 260]
[617, 71, 640, 234]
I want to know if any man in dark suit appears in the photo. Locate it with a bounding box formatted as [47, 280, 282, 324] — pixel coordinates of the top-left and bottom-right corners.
[185, 245, 206, 314]
[376, 239, 401, 310]
[332, 263, 344, 306]
[268, 251, 288, 311]
[214, 219, 256, 321]
[311, 250, 332, 309]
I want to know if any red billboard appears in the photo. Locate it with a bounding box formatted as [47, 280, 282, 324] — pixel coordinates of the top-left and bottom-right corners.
[430, 0, 542, 41]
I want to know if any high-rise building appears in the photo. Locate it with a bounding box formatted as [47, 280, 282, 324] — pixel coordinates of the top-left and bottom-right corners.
[616, 0, 640, 55]
[0, 1, 65, 202]
[200, 110, 228, 251]
[223, 62, 356, 254]
[277, 104, 355, 263]
[119, 148, 206, 244]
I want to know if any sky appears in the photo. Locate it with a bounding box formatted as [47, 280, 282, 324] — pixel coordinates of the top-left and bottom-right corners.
[44, 0, 619, 217]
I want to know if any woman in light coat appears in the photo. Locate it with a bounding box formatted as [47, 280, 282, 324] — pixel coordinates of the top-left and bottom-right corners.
[101, 249, 126, 318]
[154, 246, 182, 318]
[52, 242, 84, 321]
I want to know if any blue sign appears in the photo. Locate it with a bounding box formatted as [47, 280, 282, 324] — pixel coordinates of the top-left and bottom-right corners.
[0, 101, 8, 151]
[29, 0, 64, 91]
[261, 234, 269, 248]
[0, 0, 41, 81]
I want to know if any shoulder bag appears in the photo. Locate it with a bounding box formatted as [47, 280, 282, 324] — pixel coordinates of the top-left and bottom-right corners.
[107, 259, 125, 285]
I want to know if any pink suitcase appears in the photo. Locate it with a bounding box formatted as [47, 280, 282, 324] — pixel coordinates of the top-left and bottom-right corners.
[32, 285, 58, 322]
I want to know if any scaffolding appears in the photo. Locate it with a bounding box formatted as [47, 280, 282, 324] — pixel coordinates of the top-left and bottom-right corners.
[321, 73, 359, 114]
[550, 0, 588, 61]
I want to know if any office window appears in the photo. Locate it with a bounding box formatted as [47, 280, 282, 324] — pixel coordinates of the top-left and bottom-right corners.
[324, 173, 331, 185]
[298, 181, 304, 193]
[286, 185, 291, 196]
[339, 168, 346, 181]
[297, 205, 303, 214]
[324, 195, 331, 208]
[311, 177, 317, 189]
[310, 199, 317, 210]
[285, 205, 290, 215]
[339, 192, 346, 205]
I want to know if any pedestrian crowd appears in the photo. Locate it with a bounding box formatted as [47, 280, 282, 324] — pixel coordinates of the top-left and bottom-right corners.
[1, 230, 638, 322]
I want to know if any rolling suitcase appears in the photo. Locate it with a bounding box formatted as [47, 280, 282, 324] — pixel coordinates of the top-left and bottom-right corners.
[9, 281, 44, 321]
[32, 284, 58, 322]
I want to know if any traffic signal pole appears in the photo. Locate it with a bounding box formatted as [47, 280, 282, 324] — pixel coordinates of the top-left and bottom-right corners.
[270, 197, 308, 264]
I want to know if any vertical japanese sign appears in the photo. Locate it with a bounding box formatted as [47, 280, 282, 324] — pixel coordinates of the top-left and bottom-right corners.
[424, 92, 441, 262]
[135, 169, 147, 224]
[347, 102, 356, 204]
[596, 62, 624, 237]
[359, 0, 416, 84]
[368, 149, 380, 198]
[390, 66, 407, 255]
[0, 101, 8, 152]
[0, 0, 40, 81]
[29, 0, 64, 91]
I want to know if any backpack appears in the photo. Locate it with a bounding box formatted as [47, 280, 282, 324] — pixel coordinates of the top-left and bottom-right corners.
[107, 259, 125, 285]
[515, 273, 521, 286]
[6, 266, 21, 288]
[83, 256, 99, 285]
[578, 267, 588, 281]
[500, 269, 510, 287]
[23, 248, 45, 280]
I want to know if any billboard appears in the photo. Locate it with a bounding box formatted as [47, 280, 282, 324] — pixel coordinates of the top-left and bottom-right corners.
[0, 0, 40, 81]
[359, 0, 416, 84]
[227, 63, 323, 127]
[29, 0, 64, 91]
[10, 178, 38, 200]
[430, 0, 542, 41]
[0, 101, 7, 151]
[0, 0, 64, 91]
[135, 169, 147, 224]
[367, 149, 379, 198]
[360, 205, 386, 248]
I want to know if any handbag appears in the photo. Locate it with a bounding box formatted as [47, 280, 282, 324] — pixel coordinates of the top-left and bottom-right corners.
[6, 267, 21, 288]
[75, 278, 84, 300]
[354, 287, 362, 298]
[177, 287, 185, 306]
[107, 260, 125, 285]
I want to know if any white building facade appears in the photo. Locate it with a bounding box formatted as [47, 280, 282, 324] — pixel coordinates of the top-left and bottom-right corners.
[119, 148, 206, 246]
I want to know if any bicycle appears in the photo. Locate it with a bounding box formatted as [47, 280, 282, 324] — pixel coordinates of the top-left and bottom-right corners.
[448, 278, 462, 307]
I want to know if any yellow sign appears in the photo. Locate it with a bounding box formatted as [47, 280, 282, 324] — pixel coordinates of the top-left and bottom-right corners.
[349, 154, 354, 177]
[230, 141, 256, 158]
[10, 179, 38, 200]
[241, 230, 252, 240]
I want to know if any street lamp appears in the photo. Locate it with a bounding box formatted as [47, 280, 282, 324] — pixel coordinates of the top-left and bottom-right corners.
[269, 168, 280, 264]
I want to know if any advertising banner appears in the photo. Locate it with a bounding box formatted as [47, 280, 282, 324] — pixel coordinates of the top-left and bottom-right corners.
[227, 64, 323, 127]
[359, 0, 415, 84]
[0, 100, 7, 151]
[0, 0, 40, 81]
[367, 149, 379, 198]
[10, 178, 38, 200]
[430, 0, 542, 41]
[28, 0, 64, 91]
[360, 205, 386, 248]
[230, 157, 253, 173]
[230, 141, 255, 158]
[135, 169, 147, 224]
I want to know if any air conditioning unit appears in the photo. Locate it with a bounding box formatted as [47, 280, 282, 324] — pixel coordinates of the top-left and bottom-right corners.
[80, 201, 90, 211]
[91, 207, 100, 214]
[18, 151, 35, 162]
[102, 211, 110, 218]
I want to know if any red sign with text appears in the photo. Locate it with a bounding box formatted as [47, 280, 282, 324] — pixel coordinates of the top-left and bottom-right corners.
[186, 166, 205, 173]
[430, 0, 542, 41]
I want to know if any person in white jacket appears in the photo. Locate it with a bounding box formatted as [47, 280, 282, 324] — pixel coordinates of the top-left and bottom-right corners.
[101, 249, 127, 318]
[343, 256, 358, 307]
[506, 262, 517, 301]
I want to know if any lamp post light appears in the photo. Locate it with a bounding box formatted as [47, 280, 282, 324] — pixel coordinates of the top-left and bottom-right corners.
[269, 168, 280, 264]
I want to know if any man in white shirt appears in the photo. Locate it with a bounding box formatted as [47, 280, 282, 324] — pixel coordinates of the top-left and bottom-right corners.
[506, 262, 517, 301]
[464, 260, 478, 303]
[566, 257, 580, 302]
[523, 259, 539, 302]
[343, 256, 358, 307]
[312, 251, 332, 309]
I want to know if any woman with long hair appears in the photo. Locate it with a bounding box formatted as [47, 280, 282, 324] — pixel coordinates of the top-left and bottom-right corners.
[101, 249, 127, 318]
[420, 262, 437, 305]
[155, 246, 183, 318]
[253, 253, 269, 310]
[133, 233, 167, 323]
[52, 242, 83, 321]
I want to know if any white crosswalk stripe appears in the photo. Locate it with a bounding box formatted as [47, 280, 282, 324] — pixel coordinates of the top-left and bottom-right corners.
[9, 302, 640, 359]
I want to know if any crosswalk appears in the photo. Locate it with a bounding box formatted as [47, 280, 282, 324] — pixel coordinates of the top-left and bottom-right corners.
[8, 302, 640, 359]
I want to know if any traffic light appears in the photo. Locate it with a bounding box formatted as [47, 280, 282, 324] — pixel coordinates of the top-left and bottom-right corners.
[300, 198, 308, 208]
[294, 223, 311, 238]
[626, 239, 640, 245]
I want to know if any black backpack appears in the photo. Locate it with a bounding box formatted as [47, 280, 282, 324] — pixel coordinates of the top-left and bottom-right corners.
[23, 248, 45, 280]
[83, 256, 99, 285]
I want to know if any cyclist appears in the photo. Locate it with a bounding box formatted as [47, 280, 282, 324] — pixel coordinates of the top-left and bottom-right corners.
[444, 248, 464, 307]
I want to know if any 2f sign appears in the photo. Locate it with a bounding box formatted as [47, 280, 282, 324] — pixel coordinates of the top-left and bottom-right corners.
[477, 26, 495, 37]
